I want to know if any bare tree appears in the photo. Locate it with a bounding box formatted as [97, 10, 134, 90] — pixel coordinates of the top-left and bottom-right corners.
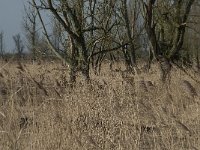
[13, 34, 24, 60]
[0, 31, 5, 59]
[121, 0, 137, 68]
[32, 0, 93, 82]
[89, 0, 121, 73]
[30, 0, 196, 83]
[114, 0, 144, 71]
[138, 0, 195, 81]
[23, 1, 39, 61]
[31, 0, 128, 82]
[184, 0, 200, 71]
[133, 0, 195, 81]
[142, 0, 195, 61]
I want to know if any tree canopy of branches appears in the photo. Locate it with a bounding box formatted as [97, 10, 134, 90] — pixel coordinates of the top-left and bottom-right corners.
[29, 0, 197, 82]
[142, 0, 195, 61]
[31, 0, 141, 82]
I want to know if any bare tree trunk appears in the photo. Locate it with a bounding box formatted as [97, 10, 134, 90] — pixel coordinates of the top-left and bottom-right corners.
[94, 53, 105, 75]
[69, 36, 78, 83]
[81, 63, 90, 82]
[69, 35, 90, 83]
[122, 46, 132, 71]
[147, 47, 155, 70]
[158, 56, 172, 82]
[79, 36, 90, 82]
[143, 0, 161, 59]
[122, 0, 137, 67]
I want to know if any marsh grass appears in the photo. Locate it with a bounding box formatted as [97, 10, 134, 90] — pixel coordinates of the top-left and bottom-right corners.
[0, 61, 199, 150]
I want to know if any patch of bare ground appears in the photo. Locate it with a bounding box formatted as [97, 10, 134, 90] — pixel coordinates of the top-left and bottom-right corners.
[0, 61, 199, 150]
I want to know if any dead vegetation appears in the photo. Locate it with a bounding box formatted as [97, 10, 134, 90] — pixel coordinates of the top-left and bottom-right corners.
[0, 61, 199, 150]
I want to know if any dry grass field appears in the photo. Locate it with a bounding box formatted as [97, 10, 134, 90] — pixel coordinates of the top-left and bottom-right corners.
[0, 61, 199, 150]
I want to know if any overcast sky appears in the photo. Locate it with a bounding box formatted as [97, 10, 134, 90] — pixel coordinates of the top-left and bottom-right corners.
[0, 0, 28, 52]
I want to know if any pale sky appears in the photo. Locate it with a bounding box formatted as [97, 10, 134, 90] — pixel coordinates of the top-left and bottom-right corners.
[0, 0, 27, 52]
